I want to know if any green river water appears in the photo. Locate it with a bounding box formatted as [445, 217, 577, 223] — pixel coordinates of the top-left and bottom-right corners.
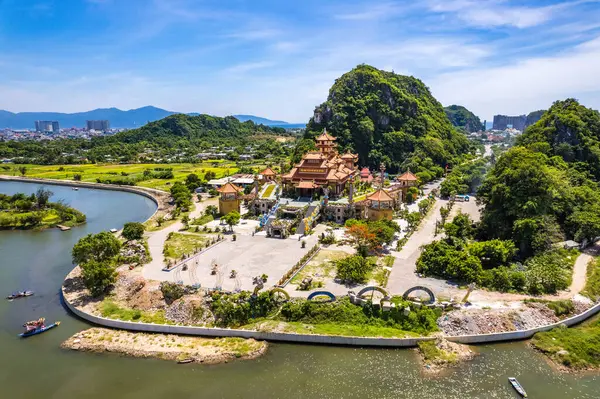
[0, 181, 598, 398]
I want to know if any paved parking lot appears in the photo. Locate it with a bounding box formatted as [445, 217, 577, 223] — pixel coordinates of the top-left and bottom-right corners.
[148, 232, 319, 291]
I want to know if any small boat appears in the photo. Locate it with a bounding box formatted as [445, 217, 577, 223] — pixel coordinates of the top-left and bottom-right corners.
[6, 291, 34, 300]
[110, 228, 118, 233]
[19, 321, 60, 338]
[509, 377, 527, 397]
[72, 187, 79, 191]
[177, 358, 194, 364]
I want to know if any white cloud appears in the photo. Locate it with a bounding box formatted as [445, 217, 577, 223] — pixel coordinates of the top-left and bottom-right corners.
[223, 61, 274, 75]
[426, 0, 598, 29]
[335, 1, 406, 20]
[430, 36, 600, 119]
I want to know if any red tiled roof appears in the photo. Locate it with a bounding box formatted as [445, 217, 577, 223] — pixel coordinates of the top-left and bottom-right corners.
[260, 167, 276, 176]
[360, 167, 371, 177]
[397, 170, 419, 182]
[366, 189, 393, 202]
[304, 152, 325, 160]
[297, 181, 319, 189]
[217, 182, 243, 194]
[316, 129, 336, 141]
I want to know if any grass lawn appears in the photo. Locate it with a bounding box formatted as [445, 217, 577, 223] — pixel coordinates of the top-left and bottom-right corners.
[531, 317, 600, 370]
[3, 162, 243, 192]
[100, 300, 171, 324]
[164, 232, 213, 260]
[418, 341, 457, 363]
[582, 258, 600, 301]
[0, 208, 84, 229]
[261, 184, 275, 198]
[242, 319, 421, 338]
[289, 249, 348, 285]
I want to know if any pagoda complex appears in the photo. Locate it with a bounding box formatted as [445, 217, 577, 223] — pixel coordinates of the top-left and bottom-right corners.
[282, 130, 358, 197]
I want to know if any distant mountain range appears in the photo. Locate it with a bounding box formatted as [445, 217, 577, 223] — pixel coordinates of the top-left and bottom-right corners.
[0, 106, 301, 129]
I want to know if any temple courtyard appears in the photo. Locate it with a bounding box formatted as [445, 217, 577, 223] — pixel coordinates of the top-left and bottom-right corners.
[144, 225, 322, 292]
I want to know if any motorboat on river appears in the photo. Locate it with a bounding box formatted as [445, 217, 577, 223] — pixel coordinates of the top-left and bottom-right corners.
[6, 291, 34, 300]
[509, 377, 527, 397]
[19, 318, 60, 338]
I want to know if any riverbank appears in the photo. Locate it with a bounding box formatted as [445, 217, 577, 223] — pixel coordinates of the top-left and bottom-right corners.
[531, 316, 600, 373]
[0, 175, 172, 227]
[62, 327, 267, 364]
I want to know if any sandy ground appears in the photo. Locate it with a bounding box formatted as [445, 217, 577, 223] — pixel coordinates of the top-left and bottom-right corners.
[62, 328, 267, 364]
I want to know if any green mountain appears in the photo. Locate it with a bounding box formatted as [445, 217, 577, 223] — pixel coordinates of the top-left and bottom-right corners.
[525, 110, 545, 127]
[114, 113, 285, 144]
[444, 105, 484, 133]
[517, 99, 600, 180]
[302, 64, 471, 177]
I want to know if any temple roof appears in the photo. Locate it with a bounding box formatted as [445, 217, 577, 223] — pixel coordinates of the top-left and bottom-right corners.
[341, 152, 358, 159]
[366, 189, 393, 202]
[316, 129, 337, 142]
[397, 170, 419, 182]
[303, 152, 325, 160]
[260, 167, 276, 176]
[217, 182, 243, 194]
[360, 167, 371, 177]
[297, 181, 319, 189]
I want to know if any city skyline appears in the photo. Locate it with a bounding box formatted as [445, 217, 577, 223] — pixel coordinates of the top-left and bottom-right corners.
[1, 0, 600, 122]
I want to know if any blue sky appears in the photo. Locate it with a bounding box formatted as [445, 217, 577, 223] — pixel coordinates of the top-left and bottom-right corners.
[1, 0, 600, 122]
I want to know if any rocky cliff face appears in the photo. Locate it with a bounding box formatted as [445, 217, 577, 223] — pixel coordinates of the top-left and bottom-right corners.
[304, 64, 470, 173]
[444, 105, 484, 133]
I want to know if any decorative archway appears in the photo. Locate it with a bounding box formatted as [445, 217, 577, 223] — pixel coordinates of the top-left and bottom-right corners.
[402, 286, 436, 304]
[356, 286, 390, 298]
[270, 287, 290, 302]
[307, 291, 336, 302]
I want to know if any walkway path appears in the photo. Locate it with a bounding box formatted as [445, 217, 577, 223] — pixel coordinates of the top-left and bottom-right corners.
[143, 197, 217, 282]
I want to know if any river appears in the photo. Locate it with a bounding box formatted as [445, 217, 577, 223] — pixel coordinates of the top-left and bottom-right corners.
[0, 181, 598, 398]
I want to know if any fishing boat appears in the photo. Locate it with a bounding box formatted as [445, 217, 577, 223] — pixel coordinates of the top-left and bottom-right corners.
[6, 291, 34, 300]
[508, 377, 527, 397]
[19, 320, 60, 338]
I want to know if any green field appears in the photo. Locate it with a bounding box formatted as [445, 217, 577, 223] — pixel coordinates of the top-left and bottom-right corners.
[0, 162, 253, 192]
[163, 232, 214, 260]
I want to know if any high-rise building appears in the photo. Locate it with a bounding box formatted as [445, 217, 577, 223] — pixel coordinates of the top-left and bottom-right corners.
[492, 115, 527, 131]
[86, 120, 110, 131]
[35, 121, 60, 133]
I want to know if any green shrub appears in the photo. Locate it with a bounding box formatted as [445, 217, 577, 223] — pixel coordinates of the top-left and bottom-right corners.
[122, 222, 145, 241]
[80, 260, 117, 297]
[334, 255, 376, 284]
[160, 282, 185, 303]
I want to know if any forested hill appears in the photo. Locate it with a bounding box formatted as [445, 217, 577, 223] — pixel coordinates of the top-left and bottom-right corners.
[444, 105, 484, 133]
[113, 114, 286, 144]
[477, 98, 600, 257]
[302, 65, 472, 177]
[518, 99, 600, 180]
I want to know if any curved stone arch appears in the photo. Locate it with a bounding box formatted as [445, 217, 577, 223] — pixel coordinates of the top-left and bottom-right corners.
[307, 291, 336, 302]
[270, 287, 290, 301]
[402, 286, 436, 304]
[356, 286, 390, 298]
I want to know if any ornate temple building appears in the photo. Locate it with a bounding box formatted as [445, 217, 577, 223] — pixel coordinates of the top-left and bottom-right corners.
[282, 130, 358, 197]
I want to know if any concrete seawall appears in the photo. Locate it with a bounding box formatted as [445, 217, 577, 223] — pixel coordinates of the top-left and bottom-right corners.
[62, 283, 600, 347]
[61, 287, 434, 347]
[446, 301, 600, 344]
